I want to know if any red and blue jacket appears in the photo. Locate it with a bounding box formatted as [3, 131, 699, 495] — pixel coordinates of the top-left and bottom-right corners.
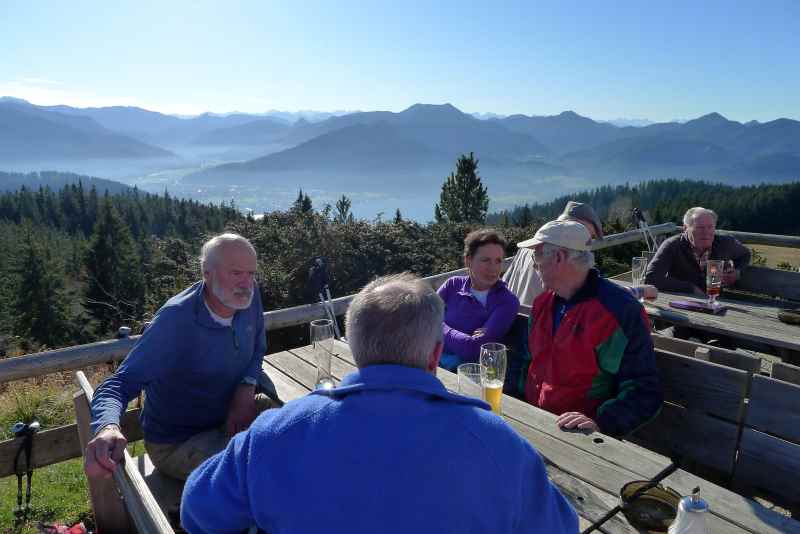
[526, 269, 662, 437]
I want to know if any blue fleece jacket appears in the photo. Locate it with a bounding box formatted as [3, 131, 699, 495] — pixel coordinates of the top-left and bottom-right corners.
[90, 281, 267, 443]
[181, 364, 578, 534]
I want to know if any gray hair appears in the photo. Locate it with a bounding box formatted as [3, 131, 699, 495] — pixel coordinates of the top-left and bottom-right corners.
[346, 273, 444, 370]
[683, 207, 718, 227]
[200, 233, 257, 273]
[541, 243, 595, 270]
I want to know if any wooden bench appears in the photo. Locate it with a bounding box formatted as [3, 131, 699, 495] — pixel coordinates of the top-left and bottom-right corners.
[734, 374, 800, 509]
[73, 371, 178, 534]
[628, 349, 747, 476]
[737, 265, 800, 302]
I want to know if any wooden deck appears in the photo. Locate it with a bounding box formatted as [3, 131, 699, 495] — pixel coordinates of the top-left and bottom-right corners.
[264, 341, 800, 534]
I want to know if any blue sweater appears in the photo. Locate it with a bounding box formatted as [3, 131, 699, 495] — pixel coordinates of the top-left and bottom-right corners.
[90, 281, 267, 443]
[181, 364, 577, 534]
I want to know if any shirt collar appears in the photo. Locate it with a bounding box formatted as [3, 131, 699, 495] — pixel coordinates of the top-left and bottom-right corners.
[456, 276, 509, 297]
[312, 364, 491, 410]
[554, 268, 600, 306]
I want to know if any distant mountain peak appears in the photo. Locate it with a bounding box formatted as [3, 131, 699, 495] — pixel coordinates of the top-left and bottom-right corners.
[0, 96, 32, 105]
[401, 102, 464, 115]
[693, 112, 730, 123]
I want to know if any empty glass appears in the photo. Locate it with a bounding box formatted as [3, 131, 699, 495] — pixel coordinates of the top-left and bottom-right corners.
[631, 257, 648, 302]
[706, 260, 724, 306]
[457, 363, 485, 400]
[480, 343, 507, 414]
[310, 318, 335, 390]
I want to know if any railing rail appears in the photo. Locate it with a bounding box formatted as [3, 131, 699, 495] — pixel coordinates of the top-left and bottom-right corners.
[1, 222, 796, 386]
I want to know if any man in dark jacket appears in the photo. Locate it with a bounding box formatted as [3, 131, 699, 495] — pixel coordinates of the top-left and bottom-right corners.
[645, 207, 751, 296]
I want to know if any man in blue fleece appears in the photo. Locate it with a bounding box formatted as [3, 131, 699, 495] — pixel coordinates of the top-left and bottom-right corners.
[85, 233, 280, 481]
[181, 273, 578, 534]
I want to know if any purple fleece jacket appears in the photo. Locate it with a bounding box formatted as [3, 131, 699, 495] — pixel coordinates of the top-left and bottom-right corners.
[437, 276, 520, 363]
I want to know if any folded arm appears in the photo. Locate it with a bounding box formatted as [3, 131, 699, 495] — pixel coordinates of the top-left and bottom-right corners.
[442, 299, 520, 362]
[644, 239, 697, 294]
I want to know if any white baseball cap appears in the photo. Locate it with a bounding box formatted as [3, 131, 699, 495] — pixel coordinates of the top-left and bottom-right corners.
[517, 220, 592, 251]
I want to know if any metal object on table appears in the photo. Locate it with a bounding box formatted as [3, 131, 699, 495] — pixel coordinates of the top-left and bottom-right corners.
[581, 461, 680, 534]
[11, 420, 40, 523]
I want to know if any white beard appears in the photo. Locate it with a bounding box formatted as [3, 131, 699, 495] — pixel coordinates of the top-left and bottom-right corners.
[211, 278, 253, 310]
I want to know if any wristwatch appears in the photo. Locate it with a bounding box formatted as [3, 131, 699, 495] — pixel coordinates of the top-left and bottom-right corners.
[241, 376, 257, 386]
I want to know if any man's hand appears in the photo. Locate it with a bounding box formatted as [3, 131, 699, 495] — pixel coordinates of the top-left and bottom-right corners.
[556, 412, 598, 433]
[722, 269, 738, 287]
[226, 384, 257, 437]
[85, 425, 127, 480]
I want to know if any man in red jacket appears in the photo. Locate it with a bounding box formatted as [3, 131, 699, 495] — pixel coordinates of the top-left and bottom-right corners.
[519, 220, 663, 437]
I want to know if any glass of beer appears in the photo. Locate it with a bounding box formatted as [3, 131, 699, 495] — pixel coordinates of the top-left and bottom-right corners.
[480, 343, 507, 414]
[706, 260, 724, 306]
[457, 363, 485, 400]
[310, 319, 335, 390]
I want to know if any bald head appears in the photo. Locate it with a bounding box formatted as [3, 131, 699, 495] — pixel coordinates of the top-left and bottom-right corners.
[346, 273, 444, 370]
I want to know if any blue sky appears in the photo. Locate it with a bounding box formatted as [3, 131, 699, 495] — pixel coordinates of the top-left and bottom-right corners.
[1, 0, 798, 122]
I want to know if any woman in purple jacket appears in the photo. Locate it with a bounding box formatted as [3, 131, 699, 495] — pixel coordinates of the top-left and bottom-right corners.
[437, 229, 520, 370]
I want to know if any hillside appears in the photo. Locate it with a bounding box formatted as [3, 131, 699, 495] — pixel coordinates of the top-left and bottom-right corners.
[0, 100, 175, 161]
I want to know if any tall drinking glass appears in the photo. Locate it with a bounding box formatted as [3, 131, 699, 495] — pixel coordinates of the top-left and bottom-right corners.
[310, 318, 335, 390]
[457, 363, 485, 400]
[706, 260, 724, 306]
[480, 343, 507, 414]
[631, 257, 648, 302]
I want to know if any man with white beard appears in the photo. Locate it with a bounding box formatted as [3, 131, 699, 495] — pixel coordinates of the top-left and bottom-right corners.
[85, 233, 280, 481]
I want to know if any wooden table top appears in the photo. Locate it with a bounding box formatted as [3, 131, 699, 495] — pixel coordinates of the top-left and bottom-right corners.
[613, 280, 800, 353]
[263, 341, 800, 534]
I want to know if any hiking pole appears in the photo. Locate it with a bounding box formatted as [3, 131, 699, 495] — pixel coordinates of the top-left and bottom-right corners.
[632, 208, 657, 253]
[11, 420, 40, 523]
[307, 258, 341, 339]
[581, 460, 679, 533]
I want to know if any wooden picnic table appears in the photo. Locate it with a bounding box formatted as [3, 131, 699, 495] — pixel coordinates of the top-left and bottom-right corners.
[262, 340, 800, 534]
[613, 280, 800, 355]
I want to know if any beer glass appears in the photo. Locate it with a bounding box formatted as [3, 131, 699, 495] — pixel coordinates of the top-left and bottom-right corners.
[310, 319, 335, 390]
[457, 363, 485, 400]
[706, 260, 724, 306]
[631, 257, 648, 302]
[480, 343, 507, 414]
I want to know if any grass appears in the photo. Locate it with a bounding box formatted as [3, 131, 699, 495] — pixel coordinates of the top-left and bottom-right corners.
[0, 458, 93, 534]
[0, 365, 115, 533]
[751, 245, 800, 269]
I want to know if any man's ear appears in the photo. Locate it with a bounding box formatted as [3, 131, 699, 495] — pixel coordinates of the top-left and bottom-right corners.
[427, 341, 443, 373]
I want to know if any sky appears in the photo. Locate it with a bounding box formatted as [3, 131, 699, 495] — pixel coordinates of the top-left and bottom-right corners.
[1, 0, 799, 122]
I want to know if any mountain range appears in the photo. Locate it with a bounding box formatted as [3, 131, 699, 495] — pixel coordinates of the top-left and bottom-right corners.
[2, 96, 799, 217]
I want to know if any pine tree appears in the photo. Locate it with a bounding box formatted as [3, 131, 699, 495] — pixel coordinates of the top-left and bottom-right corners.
[334, 195, 354, 224]
[515, 204, 532, 227]
[292, 189, 313, 214]
[13, 228, 72, 348]
[436, 152, 489, 223]
[84, 200, 145, 333]
[394, 208, 403, 224]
